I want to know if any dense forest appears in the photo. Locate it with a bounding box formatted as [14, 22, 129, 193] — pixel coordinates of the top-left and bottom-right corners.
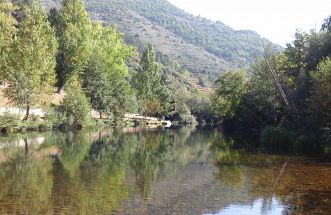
[211, 22, 331, 150]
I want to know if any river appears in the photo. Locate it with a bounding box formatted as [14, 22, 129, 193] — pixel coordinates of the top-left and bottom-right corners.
[0, 126, 330, 215]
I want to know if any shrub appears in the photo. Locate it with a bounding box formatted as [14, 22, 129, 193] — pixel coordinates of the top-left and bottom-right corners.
[0, 113, 52, 133]
[293, 134, 319, 152]
[0, 113, 20, 133]
[60, 83, 91, 128]
[178, 114, 197, 125]
[144, 98, 161, 116]
[261, 125, 295, 149]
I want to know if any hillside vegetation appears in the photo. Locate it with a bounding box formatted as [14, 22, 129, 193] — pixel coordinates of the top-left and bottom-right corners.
[42, 0, 281, 81]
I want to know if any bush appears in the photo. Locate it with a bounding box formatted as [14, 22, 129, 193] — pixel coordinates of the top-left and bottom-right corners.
[60, 83, 91, 128]
[0, 113, 20, 133]
[261, 125, 295, 149]
[144, 98, 161, 116]
[178, 114, 197, 125]
[293, 134, 319, 152]
[0, 113, 52, 134]
[261, 125, 322, 152]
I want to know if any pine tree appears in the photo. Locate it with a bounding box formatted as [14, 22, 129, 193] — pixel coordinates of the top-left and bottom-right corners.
[134, 43, 161, 101]
[4, 0, 57, 120]
[132, 43, 173, 116]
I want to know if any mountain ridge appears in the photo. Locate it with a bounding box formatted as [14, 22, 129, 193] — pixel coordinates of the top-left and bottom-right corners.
[42, 0, 282, 81]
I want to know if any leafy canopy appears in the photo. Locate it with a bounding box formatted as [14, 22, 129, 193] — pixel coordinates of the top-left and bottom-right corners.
[4, 0, 57, 116]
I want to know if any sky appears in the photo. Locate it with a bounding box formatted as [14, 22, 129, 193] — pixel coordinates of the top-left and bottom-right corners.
[167, 0, 331, 46]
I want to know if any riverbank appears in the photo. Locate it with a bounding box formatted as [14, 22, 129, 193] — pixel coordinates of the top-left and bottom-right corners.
[0, 111, 173, 135]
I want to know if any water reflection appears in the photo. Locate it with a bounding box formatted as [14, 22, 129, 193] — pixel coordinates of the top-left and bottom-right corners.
[0, 127, 330, 214]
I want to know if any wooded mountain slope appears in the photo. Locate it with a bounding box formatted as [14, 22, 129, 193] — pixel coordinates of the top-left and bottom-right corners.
[42, 0, 281, 80]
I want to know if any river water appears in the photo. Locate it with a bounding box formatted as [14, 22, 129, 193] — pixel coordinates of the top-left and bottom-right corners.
[0, 127, 330, 215]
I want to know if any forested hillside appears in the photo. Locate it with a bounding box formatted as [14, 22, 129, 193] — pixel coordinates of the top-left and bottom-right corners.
[42, 0, 281, 81]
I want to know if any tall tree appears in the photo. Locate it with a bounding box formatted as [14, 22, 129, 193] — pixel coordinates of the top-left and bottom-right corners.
[0, 0, 17, 79]
[132, 43, 172, 116]
[4, 0, 57, 120]
[309, 57, 331, 133]
[235, 53, 288, 128]
[52, 0, 92, 93]
[83, 23, 133, 120]
[133, 43, 161, 101]
[211, 71, 248, 119]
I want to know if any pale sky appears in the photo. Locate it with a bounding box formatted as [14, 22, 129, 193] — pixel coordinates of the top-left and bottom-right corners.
[168, 0, 331, 46]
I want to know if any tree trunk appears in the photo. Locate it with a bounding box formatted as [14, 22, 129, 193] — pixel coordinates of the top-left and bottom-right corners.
[100, 112, 102, 119]
[57, 85, 63, 94]
[23, 105, 30, 121]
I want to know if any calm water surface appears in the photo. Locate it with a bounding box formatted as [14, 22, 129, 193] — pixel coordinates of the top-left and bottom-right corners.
[0, 127, 330, 215]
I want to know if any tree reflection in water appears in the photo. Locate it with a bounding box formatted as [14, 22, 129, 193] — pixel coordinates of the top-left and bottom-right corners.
[0, 127, 330, 214]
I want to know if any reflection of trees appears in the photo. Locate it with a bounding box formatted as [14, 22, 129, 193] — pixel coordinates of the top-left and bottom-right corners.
[130, 131, 174, 199]
[57, 131, 94, 174]
[4, 127, 330, 215]
[128, 127, 217, 200]
[48, 129, 131, 214]
[0, 143, 53, 214]
[209, 133, 244, 189]
[210, 133, 240, 166]
[209, 132, 331, 215]
[44, 127, 207, 213]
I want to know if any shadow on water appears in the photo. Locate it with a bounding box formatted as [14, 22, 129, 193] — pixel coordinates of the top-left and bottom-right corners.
[0, 126, 330, 214]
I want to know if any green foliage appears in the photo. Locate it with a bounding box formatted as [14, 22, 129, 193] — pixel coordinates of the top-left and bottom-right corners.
[83, 23, 133, 121]
[309, 58, 331, 133]
[0, 113, 20, 131]
[209, 133, 240, 167]
[132, 43, 172, 116]
[3, 0, 57, 119]
[242, 53, 286, 126]
[187, 93, 213, 123]
[0, 0, 17, 78]
[260, 125, 320, 152]
[177, 114, 197, 125]
[60, 81, 91, 127]
[293, 134, 319, 152]
[51, 0, 92, 91]
[211, 71, 248, 119]
[260, 125, 295, 149]
[213, 18, 331, 151]
[0, 112, 53, 133]
[133, 44, 161, 101]
[144, 97, 161, 116]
